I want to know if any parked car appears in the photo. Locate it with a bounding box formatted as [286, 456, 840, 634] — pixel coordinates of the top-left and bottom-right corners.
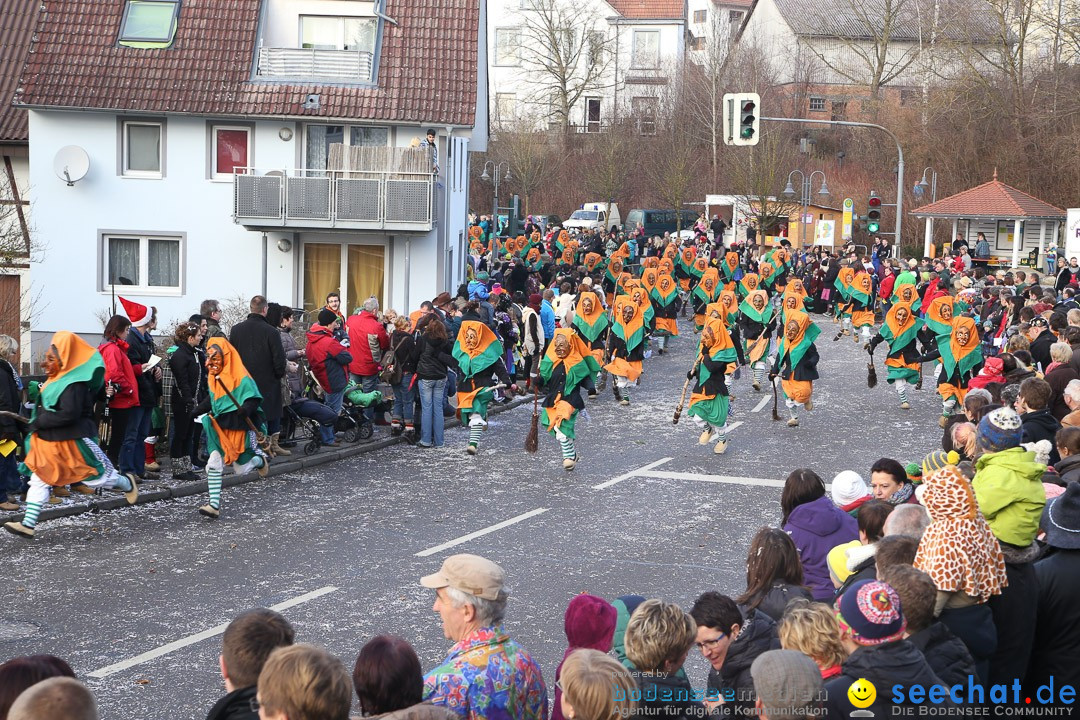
[531, 214, 563, 234]
[625, 209, 699, 238]
[563, 202, 621, 233]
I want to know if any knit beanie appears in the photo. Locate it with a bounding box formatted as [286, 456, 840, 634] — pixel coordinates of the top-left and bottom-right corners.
[831, 471, 870, 507]
[317, 308, 338, 326]
[905, 462, 924, 484]
[836, 580, 907, 646]
[922, 450, 959, 478]
[827, 540, 862, 586]
[563, 594, 618, 655]
[976, 407, 1023, 454]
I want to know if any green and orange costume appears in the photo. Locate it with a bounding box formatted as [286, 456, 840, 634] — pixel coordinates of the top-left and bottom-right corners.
[739, 289, 776, 389]
[650, 273, 681, 352]
[539, 329, 600, 470]
[921, 316, 983, 424]
[453, 320, 512, 454]
[604, 296, 646, 405]
[849, 270, 876, 343]
[868, 302, 923, 408]
[692, 267, 722, 331]
[771, 310, 821, 426]
[571, 288, 609, 373]
[688, 317, 743, 454]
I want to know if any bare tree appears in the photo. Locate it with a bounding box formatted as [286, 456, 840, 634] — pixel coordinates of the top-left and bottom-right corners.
[581, 120, 635, 206]
[729, 129, 801, 242]
[491, 126, 562, 216]
[642, 105, 706, 235]
[515, 0, 616, 137]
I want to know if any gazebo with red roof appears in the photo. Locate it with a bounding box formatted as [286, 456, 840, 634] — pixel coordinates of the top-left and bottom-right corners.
[912, 172, 1066, 269]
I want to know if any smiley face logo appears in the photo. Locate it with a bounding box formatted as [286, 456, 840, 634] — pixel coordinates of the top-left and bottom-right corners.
[848, 678, 876, 709]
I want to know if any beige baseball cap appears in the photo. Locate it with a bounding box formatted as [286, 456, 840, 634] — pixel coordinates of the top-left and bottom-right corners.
[420, 554, 506, 601]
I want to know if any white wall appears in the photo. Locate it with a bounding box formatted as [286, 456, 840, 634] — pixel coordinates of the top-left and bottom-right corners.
[261, 0, 376, 48]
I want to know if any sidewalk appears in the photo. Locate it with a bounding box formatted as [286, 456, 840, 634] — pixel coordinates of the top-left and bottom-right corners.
[1, 396, 529, 526]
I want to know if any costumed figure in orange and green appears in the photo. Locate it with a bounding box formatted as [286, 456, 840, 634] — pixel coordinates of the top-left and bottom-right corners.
[739, 289, 776, 391]
[834, 265, 856, 329]
[738, 272, 762, 299]
[4, 332, 138, 539]
[524, 246, 544, 273]
[650, 273, 681, 354]
[604, 296, 646, 406]
[584, 252, 605, 275]
[571, 288, 608, 397]
[197, 337, 269, 519]
[770, 310, 821, 427]
[758, 260, 778, 294]
[919, 316, 983, 427]
[849, 270, 877, 344]
[690, 257, 708, 288]
[769, 247, 793, 291]
[539, 329, 600, 471]
[891, 272, 922, 315]
[676, 247, 697, 294]
[919, 295, 954, 356]
[453, 321, 516, 455]
[628, 283, 655, 334]
[691, 268, 722, 331]
[721, 251, 741, 283]
[602, 257, 626, 306]
[867, 302, 923, 410]
[641, 267, 659, 296]
[688, 317, 744, 456]
[658, 256, 675, 279]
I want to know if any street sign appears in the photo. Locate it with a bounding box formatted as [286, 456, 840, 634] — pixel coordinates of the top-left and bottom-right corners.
[815, 220, 835, 246]
[842, 198, 853, 241]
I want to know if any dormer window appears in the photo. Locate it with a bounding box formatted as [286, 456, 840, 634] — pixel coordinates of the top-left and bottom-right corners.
[300, 16, 376, 53]
[118, 0, 180, 48]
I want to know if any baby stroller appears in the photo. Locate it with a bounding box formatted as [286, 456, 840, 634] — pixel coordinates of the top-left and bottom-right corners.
[340, 384, 391, 442]
[282, 402, 327, 457]
[303, 368, 365, 443]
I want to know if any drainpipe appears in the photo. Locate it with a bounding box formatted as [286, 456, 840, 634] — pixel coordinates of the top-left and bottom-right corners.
[261, 232, 268, 296]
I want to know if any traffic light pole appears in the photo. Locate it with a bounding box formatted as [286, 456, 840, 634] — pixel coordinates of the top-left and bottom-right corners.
[761, 117, 904, 247]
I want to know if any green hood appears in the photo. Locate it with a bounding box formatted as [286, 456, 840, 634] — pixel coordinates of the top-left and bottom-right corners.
[611, 596, 640, 671]
[973, 447, 1047, 547]
[974, 447, 1045, 478]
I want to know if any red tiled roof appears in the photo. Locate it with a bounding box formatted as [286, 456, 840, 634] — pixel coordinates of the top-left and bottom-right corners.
[607, 0, 686, 19]
[913, 178, 1067, 220]
[16, 0, 479, 127]
[0, 0, 39, 143]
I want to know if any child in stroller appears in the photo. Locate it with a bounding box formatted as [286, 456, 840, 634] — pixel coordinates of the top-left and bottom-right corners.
[340, 384, 394, 442]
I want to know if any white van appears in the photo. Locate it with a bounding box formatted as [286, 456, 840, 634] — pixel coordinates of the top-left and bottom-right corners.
[563, 202, 621, 233]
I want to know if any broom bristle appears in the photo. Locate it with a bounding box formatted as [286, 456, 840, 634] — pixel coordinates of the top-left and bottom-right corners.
[867, 362, 878, 389]
[524, 413, 539, 453]
[672, 407, 683, 425]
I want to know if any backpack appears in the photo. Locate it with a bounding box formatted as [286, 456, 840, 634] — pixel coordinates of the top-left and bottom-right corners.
[379, 336, 408, 386]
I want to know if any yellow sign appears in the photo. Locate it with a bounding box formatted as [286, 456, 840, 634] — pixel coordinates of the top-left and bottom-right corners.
[848, 678, 877, 708]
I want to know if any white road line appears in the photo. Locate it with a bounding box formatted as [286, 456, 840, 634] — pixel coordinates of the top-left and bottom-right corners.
[414, 508, 549, 557]
[724, 421, 744, 433]
[88, 586, 339, 679]
[592, 457, 673, 490]
[752, 395, 772, 413]
[640, 470, 785, 488]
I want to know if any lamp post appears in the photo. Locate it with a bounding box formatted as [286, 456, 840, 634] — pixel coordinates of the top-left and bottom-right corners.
[480, 161, 512, 237]
[783, 169, 830, 249]
[917, 167, 938, 258]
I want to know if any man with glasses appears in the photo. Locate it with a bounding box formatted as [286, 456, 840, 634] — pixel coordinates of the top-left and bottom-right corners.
[201, 299, 226, 340]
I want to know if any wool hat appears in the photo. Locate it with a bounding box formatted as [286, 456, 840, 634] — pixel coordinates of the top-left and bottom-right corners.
[317, 308, 338, 327]
[563, 594, 618, 654]
[477, 271, 490, 281]
[905, 462, 924, 484]
[528, 293, 542, 311]
[119, 296, 152, 327]
[490, 283, 505, 296]
[977, 407, 1023, 454]
[750, 650, 824, 720]
[831, 471, 870, 507]
[922, 450, 960, 477]
[828, 540, 862, 585]
[835, 579, 907, 646]
[420, 553, 506, 601]
[1041, 481, 1080, 549]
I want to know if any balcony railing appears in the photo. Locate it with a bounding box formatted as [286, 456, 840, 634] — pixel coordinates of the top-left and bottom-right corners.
[233, 168, 434, 231]
[256, 47, 374, 83]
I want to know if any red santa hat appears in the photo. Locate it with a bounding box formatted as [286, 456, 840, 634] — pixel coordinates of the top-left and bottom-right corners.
[118, 296, 152, 327]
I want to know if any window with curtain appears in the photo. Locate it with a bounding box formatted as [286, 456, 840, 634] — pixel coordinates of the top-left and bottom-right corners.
[303, 243, 342, 312]
[347, 245, 384, 312]
[124, 122, 163, 176]
[305, 125, 344, 174]
[213, 127, 250, 178]
[300, 16, 376, 52]
[631, 30, 660, 69]
[104, 234, 182, 291]
[350, 126, 389, 147]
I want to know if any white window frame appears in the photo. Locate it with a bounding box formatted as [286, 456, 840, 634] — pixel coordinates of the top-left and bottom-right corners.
[494, 27, 521, 66]
[211, 125, 251, 181]
[122, 121, 164, 178]
[584, 96, 602, 132]
[809, 96, 826, 112]
[100, 232, 185, 296]
[299, 15, 377, 52]
[495, 93, 517, 125]
[693, 9, 707, 23]
[631, 30, 660, 69]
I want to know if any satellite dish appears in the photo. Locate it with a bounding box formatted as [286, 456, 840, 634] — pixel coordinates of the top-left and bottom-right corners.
[53, 146, 90, 186]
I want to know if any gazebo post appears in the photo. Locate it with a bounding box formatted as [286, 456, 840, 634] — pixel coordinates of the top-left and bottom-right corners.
[1012, 219, 1022, 269]
[950, 219, 958, 255]
[924, 217, 933, 258]
[1039, 220, 1046, 273]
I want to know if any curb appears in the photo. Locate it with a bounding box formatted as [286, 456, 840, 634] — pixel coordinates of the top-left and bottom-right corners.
[1, 396, 529, 526]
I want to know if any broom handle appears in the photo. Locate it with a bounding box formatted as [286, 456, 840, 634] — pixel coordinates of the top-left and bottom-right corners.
[673, 353, 703, 424]
[215, 376, 266, 441]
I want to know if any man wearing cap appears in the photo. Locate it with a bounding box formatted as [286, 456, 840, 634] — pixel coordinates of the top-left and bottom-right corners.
[825, 579, 952, 716]
[420, 554, 548, 720]
[751, 650, 823, 720]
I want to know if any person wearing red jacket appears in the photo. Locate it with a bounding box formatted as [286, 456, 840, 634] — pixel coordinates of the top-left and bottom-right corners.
[98, 314, 141, 475]
[308, 309, 353, 443]
[879, 264, 896, 312]
[345, 297, 389, 422]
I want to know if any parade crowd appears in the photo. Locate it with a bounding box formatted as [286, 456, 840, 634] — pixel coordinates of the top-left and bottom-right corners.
[4, 215, 1080, 718]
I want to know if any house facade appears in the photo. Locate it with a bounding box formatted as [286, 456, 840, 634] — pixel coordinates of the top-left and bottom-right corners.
[687, 0, 749, 65]
[489, 0, 685, 133]
[17, 0, 486, 360]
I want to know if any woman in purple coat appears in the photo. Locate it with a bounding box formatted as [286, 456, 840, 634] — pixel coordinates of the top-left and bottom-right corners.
[781, 468, 860, 601]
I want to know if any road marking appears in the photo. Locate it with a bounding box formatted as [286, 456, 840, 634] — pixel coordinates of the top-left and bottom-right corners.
[88, 586, 339, 679]
[414, 508, 549, 557]
[752, 395, 772, 413]
[723, 421, 744, 433]
[640, 470, 785, 488]
[592, 457, 673, 490]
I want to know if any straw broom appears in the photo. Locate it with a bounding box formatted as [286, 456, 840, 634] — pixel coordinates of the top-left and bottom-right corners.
[673, 353, 703, 425]
[867, 346, 878, 389]
[524, 384, 540, 453]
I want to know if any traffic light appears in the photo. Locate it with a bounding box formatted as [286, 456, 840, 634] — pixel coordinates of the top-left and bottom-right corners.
[722, 92, 761, 146]
[867, 192, 882, 234]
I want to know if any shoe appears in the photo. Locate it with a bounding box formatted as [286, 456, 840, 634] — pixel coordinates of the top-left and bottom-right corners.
[144, 461, 161, 472]
[563, 458, 577, 471]
[587, 390, 597, 399]
[416, 442, 432, 449]
[4, 521, 34, 538]
[122, 473, 139, 505]
[713, 440, 728, 455]
[805, 399, 813, 411]
[752, 381, 761, 391]
[939, 415, 947, 428]
[174, 471, 201, 482]
[466, 444, 478, 456]
[900, 401, 911, 410]
[139, 471, 160, 481]
[698, 429, 714, 445]
[787, 417, 800, 427]
[71, 483, 96, 495]
[403, 428, 417, 445]
[658, 348, 664, 355]
[52, 486, 71, 498]
[833, 332, 844, 342]
[198, 504, 220, 519]
[0, 500, 19, 511]
[47, 496, 63, 505]
[255, 457, 269, 478]
[269, 433, 292, 457]
[619, 398, 630, 406]
[391, 424, 403, 437]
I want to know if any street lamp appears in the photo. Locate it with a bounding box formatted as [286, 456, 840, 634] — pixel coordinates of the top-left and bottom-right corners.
[784, 169, 829, 248]
[479, 160, 512, 264]
[917, 166, 939, 257]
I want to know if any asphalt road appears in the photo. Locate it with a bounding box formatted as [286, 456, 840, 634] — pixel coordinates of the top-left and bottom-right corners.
[1, 310, 943, 719]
